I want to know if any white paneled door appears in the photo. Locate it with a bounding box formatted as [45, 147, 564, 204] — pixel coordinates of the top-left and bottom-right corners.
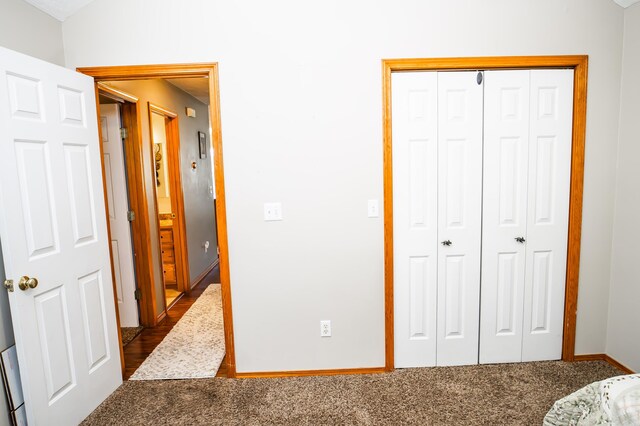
[480, 69, 573, 364]
[393, 71, 483, 367]
[392, 72, 439, 368]
[101, 103, 139, 327]
[394, 68, 573, 368]
[480, 70, 531, 364]
[0, 46, 121, 425]
[521, 70, 573, 361]
[436, 72, 483, 366]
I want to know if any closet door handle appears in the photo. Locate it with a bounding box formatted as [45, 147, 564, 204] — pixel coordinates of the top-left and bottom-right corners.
[515, 237, 526, 243]
[441, 240, 452, 246]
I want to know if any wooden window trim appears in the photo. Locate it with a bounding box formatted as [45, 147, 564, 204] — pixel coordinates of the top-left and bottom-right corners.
[382, 56, 588, 370]
[80, 63, 237, 378]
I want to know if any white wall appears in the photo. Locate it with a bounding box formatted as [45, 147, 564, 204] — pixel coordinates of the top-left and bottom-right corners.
[0, 2, 64, 423]
[0, 0, 64, 66]
[106, 79, 218, 314]
[607, 2, 640, 373]
[62, 0, 624, 372]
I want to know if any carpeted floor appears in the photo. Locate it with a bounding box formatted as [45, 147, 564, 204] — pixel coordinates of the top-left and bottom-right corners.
[83, 360, 622, 425]
[120, 326, 144, 347]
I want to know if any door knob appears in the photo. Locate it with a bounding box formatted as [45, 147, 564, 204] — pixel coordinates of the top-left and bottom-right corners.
[18, 276, 38, 291]
[515, 237, 526, 243]
[3, 280, 13, 292]
[441, 240, 452, 246]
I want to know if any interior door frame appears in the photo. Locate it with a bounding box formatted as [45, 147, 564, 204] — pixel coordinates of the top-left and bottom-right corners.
[80, 63, 237, 377]
[95, 83, 157, 330]
[382, 55, 589, 370]
[148, 102, 190, 314]
[94, 84, 148, 375]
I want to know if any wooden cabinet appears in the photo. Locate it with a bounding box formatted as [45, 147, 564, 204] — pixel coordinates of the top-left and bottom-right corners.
[160, 225, 177, 286]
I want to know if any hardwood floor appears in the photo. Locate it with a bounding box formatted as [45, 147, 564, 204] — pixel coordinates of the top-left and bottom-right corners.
[122, 262, 228, 379]
[164, 288, 181, 307]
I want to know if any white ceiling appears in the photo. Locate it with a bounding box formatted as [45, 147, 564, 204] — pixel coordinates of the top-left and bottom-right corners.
[166, 78, 210, 105]
[21, 0, 640, 22]
[614, 0, 640, 7]
[22, 0, 95, 21]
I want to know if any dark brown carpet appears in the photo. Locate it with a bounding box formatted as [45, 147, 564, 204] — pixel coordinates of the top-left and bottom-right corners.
[120, 326, 144, 347]
[82, 360, 621, 425]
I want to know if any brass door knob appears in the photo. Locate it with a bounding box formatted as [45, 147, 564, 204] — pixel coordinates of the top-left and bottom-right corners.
[18, 276, 38, 291]
[3, 280, 14, 292]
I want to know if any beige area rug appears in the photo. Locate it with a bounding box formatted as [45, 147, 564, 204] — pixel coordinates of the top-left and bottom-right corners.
[129, 284, 225, 380]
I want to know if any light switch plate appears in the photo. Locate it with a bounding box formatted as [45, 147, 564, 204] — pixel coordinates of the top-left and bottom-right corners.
[264, 202, 283, 221]
[367, 199, 379, 218]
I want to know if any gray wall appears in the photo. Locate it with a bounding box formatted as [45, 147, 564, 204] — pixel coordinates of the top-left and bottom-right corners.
[0, 1, 64, 423]
[0, 0, 64, 66]
[107, 79, 218, 316]
[1, 0, 636, 379]
[607, 2, 640, 373]
[62, 0, 626, 373]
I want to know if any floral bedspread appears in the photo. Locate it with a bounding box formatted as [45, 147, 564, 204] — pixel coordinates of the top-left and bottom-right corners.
[544, 374, 640, 426]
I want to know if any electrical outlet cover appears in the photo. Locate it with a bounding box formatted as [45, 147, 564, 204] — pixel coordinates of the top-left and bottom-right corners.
[320, 320, 331, 337]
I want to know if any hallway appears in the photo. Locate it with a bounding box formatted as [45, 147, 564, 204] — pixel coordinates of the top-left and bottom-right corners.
[122, 264, 227, 379]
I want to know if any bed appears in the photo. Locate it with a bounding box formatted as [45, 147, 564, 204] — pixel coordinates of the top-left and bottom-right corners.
[544, 374, 640, 425]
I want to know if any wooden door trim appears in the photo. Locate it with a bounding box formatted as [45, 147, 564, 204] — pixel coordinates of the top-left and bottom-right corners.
[121, 100, 159, 327]
[96, 87, 158, 331]
[148, 102, 190, 305]
[382, 55, 588, 370]
[93, 85, 125, 374]
[98, 82, 139, 103]
[149, 102, 177, 118]
[80, 63, 237, 378]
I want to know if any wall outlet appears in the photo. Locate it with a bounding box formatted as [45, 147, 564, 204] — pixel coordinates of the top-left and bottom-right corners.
[320, 320, 331, 337]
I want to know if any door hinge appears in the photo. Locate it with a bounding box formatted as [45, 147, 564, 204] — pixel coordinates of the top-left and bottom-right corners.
[120, 128, 128, 139]
[476, 71, 483, 85]
[134, 288, 141, 300]
[127, 210, 135, 222]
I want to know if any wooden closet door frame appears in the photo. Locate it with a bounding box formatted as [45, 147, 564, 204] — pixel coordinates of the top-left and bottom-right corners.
[382, 56, 588, 370]
[79, 64, 237, 377]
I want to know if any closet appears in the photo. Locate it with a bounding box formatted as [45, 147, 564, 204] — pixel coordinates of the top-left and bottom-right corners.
[392, 69, 573, 368]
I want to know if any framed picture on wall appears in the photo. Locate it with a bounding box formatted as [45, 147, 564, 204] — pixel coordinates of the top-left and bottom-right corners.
[198, 131, 207, 159]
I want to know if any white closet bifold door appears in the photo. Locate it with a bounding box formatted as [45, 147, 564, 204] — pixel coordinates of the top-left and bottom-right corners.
[480, 69, 573, 364]
[392, 71, 439, 368]
[436, 71, 483, 366]
[521, 69, 573, 361]
[480, 70, 531, 364]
